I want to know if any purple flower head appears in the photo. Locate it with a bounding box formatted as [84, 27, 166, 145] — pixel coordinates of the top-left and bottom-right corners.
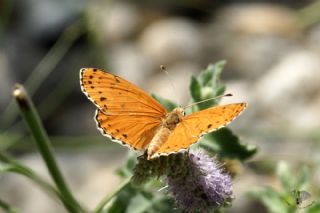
[132, 152, 186, 185]
[167, 150, 233, 212]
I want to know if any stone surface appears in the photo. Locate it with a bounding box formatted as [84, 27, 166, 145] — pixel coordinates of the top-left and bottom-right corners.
[146, 62, 201, 107]
[253, 50, 320, 129]
[87, 2, 140, 43]
[139, 18, 202, 65]
[0, 52, 12, 111]
[0, 148, 126, 212]
[217, 4, 301, 37]
[204, 3, 302, 80]
[106, 43, 154, 86]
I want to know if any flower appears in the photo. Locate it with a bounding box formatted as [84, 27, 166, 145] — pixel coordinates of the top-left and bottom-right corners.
[167, 150, 233, 212]
[131, 152, 186, 185]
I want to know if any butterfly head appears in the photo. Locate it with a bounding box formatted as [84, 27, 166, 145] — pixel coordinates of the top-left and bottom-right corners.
[164, 107, 184, 130]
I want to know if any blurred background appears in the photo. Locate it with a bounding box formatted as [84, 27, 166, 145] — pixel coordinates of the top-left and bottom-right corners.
[1, 0, 320, 212]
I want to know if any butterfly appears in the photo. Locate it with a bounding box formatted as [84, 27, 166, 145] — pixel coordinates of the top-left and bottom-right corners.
[80, 68, 247, 160]
[289, 190, 314, 208]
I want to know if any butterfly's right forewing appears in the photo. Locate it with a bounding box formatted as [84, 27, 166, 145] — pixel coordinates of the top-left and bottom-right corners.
[152, 103, 247, 157]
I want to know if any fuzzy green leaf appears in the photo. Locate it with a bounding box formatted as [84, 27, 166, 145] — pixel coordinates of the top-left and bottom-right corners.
[307, 201, 320, 213]
[151, 94, 177, 111]
[116, 151, 137, 178]
[277, 162, 295, 193]
[248, 187, 294, 213]
[200, 128, 257, 161]
[190, 61, 227, 111]
[107, 184, 137, 213]
[189, 76, 202, 102]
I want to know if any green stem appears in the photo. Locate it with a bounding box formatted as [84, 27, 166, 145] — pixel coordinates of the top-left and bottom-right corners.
[297, 0, 320, 29]
[0, 198, 20, 213]
[93, 177, 131, 213]
[12, 84, 84, 213]
[1, 18, 84, 129]
[0, 152, 62, 202]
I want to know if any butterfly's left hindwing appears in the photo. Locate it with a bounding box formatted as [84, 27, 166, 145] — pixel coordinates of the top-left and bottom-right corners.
[95, 110, 160, 150]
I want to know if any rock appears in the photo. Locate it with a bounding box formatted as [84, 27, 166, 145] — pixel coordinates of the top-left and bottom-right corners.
[217, 4, 301, 37]
[204, 4, 302, 80]
[253, 50, 320, 129]
[87, 2, 140, 43]
[306, 23, 320, 53]
[146, 62, 201, 106]
[107, 43, 154, 86]
[17, 0, 85, 39]
[0, 52, 12, 111]
[0, 149, 126, 212]
[221, 36, 299, 80]
[139, 18, 202, 65]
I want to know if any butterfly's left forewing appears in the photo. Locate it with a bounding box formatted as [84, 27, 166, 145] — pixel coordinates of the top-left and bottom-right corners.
[80, 68, 167, 150]
[153, 103, 247, 157]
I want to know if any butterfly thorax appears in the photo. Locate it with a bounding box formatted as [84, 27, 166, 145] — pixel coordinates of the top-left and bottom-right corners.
[164, 107, 184, 130]
[147, 107, 184, 159]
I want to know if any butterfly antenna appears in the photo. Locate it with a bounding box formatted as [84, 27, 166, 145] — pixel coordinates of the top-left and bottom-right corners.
[184, 93, 233, 109]
[160, 65, 181, 106]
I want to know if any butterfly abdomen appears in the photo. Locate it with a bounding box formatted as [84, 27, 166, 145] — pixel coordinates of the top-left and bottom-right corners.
[147, 108, 185, 159]
[147, 126, 172, 159]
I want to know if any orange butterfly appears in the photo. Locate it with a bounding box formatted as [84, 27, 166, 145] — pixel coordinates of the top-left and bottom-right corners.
[80, 68, 247, 160]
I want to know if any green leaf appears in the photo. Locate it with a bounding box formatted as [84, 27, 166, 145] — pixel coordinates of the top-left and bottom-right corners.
[277, 162, 295, 193]
[151, 94, 177, 111]
[199, 128, 257, 161]
[296, 166, 310, 190]
[0, 153, 61, 203]
[189, 76, 202, 102]
[106, 183, 137, 213]
[189, 61, 227, 111]
[248, 187, 294, 213]
[126, 192, 152, 213]
[0, 197, 20, 213]
[307, 201, 320, 213]
[116, 151, 137, 178]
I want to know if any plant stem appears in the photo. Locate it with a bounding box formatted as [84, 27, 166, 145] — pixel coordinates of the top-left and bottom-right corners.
[12, 84, 83, 213]
[1, 18, 84, 129]
[0, 152, 62, 202]
[0, 198, 20, 213]
[297, 0, 320, 29]
[93, 177, 131, 213]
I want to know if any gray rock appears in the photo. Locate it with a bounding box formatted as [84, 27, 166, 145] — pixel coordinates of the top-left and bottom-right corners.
[253, 50, 320, 129]
[204, 3, 302, 80]
[146, 62, 201, 107]
[107, 43, 154, 86]
[87, 2, 140, 43]
[0, 52, 12, 111]
[17, 0, 86, 38]
[0, 149, 126, 212]
[139, 18, 202, 65]
[306, 23, 320, 53]
[217, 4, 301, 37]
